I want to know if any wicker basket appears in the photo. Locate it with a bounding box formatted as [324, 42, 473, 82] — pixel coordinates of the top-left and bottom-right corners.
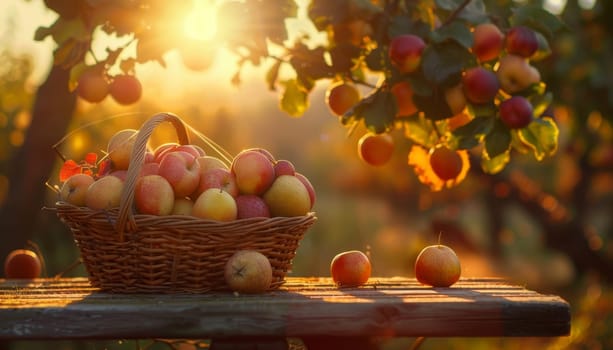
[56, 112, 316, 293]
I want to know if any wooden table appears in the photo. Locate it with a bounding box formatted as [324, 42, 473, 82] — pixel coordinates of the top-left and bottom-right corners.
[0, 277, 570, 348]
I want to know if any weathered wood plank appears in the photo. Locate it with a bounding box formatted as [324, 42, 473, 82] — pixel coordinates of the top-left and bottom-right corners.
[0, 277, 570, 339]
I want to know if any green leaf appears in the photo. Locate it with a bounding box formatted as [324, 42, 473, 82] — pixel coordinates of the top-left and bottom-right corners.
[266, 60, 282, 91]
[517, 117, 559, 161]
[364, 47, 386, 72]
[435, 0, 488, 24]
[353, 89, 397, 133]
[529, 92, 553, 118]
[429, 21, 473, 49]
[452, 116, 495, 149]
[33, 17, 89, 44]
[280, 79, 310, 117]
[509, 5, 566, 41]
[484, 119, 511, 158]
[403, 115, 439, 148]
[421, 42, 474, 86]
[481, 150, 510, 174]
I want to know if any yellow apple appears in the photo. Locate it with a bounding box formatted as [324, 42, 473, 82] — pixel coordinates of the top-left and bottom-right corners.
[224, 250, 272, 294]
[262, 175, 311, 217]
[107, 129, 139, 170]
[192, 188, 237, 221]
[85, 175, 124, 210]
[59, 173, 95, 206]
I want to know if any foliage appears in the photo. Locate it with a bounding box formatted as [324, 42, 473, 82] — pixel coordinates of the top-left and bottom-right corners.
[34, 0, 566, 190]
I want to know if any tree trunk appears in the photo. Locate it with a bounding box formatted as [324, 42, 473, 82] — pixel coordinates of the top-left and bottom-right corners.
[0, 66, 76, 275]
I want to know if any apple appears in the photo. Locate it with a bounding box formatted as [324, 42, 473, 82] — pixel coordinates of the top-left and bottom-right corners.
[109, 74, 142, 105]
[330, 250, 371, 288]
[77, 68, 109, 103]
[462, 67, 500, 104]
[325, 82, 361, 117]
[108, 170, 127, 181]
[4, 249, 42, 279]
[224, 250, 272, 294]
[415, 244, 461, 287]
[231, 149, 275, 195]
[499, 95, 534, 129]
[444, 83, 467, 115]
[505, 26, 538, 58]
[59, 173, 95, 206]
[194, 167, 239, 198]
[171, 197, 194, 216]
[192, 188, 237, 221]
[153, 142, 181, 163]
[472, 23, 504, 62]
[389, 34, 426, 74]
[158, 151, 201, 198]
[85, 175, 124, 210]
[139, 162, 160, 177]
[235, 194, 271, 219]
[358, 133, 394, 166]
[429, 146, 463, 181]
[107, 128, 140, 170]
[391, 81, 418, 117]
[295, 172, 316, 209]
[175, 144, 205, 158]
[262, 175, 311, 217]
[134, 175, 175, 215]
[196, 155, 229, 173]
[273, 159, 296, 177]
[496, 54, 541, 94]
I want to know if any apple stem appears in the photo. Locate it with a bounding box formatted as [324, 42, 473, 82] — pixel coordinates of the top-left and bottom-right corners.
[438, 231, 442, 246]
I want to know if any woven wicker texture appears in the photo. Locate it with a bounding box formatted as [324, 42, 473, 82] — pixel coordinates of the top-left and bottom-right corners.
[56, 113, 316, 293]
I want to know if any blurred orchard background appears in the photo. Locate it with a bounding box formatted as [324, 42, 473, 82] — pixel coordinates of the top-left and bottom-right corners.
[0, 0, 611, 349]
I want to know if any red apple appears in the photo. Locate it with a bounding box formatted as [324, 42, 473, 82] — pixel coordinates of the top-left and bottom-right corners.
[77, 68, 109, 103]
[59, 173, 95, 206]
[192, 188, 237, 221]
[472, 23, 504, 62]
[139, 162, 160, 177]
[505, 26, 538, 58]
[389, 34, 426, 74]
[499, 95, 534, 129]
[295, 172, 316, 210]
[273, 159, 296, 177]
[429, 146, 463, 181]
[415, 244, 461, 287]
[158, 151, 201, 198]
[4, 249, 42, 279]
[358, 133, 394, 166]
[330, 250, 371, 288]
[109, 74, 142, 105]
[153, 142, 181, 163]
[325, 82, 361, 117]
[462, 67, 500, 104]
[235, 194, 271, 219]
[196, 155, 229, 173]
[224, 250, 272, 294]
[133, 175, 175, 215]
[231, 149, 275, 195]
[194, 167, 239, 198]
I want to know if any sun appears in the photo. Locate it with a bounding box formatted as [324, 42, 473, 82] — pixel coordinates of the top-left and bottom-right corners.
[184, 0, 218, 41]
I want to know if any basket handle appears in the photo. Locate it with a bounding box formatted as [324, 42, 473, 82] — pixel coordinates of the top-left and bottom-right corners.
[115, 112, 190, 238]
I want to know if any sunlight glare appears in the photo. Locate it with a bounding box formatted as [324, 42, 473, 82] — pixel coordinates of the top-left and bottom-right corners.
[543, 0, 567, 15]
[184, 0, 218, 41]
